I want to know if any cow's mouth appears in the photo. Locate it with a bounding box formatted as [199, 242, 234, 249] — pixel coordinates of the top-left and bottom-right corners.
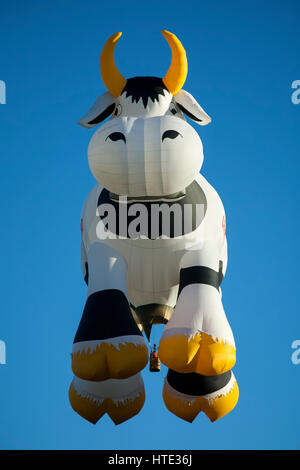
[109, 190, 186, 203]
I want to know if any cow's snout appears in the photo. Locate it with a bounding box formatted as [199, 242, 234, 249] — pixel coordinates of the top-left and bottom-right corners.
[88, 115, 203, 197]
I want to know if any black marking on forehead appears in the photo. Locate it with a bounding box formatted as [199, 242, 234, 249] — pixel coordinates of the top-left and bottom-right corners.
[121, 76, 168, 108]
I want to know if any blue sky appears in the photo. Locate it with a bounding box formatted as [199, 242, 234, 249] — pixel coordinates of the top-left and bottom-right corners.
[0, 0, 299, 450]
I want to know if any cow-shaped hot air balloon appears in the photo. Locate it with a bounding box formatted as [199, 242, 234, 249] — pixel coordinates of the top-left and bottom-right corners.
[69, 31, 239, 425]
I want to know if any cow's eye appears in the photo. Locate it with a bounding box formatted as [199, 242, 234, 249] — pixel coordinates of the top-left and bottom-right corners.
[106, 132, 126, 143]
[162, 130, 182, 142]
[114, 104, 122, 117]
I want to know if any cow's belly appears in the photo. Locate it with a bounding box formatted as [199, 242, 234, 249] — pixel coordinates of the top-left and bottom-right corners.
[127, 240, 181, 308]
[102, 228, 203, 308]
[84, 199, 206, 308]
[82, 174, 219, 307]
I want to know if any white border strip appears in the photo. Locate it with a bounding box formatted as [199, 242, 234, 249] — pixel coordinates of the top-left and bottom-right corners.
[72, 376, 144, 406]
[161, 327, 235, 347]
[72, 335, 147, 354]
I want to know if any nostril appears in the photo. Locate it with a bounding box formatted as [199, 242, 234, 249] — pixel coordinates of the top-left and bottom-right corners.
[106, 132, 126, 143]
[162, 130, 182, 141]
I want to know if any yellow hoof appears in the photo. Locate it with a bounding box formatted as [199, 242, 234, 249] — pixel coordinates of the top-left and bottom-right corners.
[158, 331, 235, 376]
[69, 379, 145, 425]
[163, 375, 239, 423]
[69, 382, 105, 424]
[72, 339, 149, 381]
[162, 382, 200, 423]
[159, 333, 201, 371]
[106, 392, 145, 425]
[199, 378, 239, 422]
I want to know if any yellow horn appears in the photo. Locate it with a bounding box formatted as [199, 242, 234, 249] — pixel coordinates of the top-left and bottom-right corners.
[162, 30, 188, 96]
[100, 32, 127, 98]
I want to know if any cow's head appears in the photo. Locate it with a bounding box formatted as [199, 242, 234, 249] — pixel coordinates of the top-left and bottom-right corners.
[79, 31, 211, 197]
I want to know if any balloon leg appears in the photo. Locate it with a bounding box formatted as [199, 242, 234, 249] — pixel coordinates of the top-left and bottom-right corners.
[72, 242, 148, 381]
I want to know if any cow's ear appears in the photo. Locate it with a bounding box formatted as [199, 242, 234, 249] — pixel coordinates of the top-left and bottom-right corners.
[78, 92, 116, 128]
[174, 89, 211, 126]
